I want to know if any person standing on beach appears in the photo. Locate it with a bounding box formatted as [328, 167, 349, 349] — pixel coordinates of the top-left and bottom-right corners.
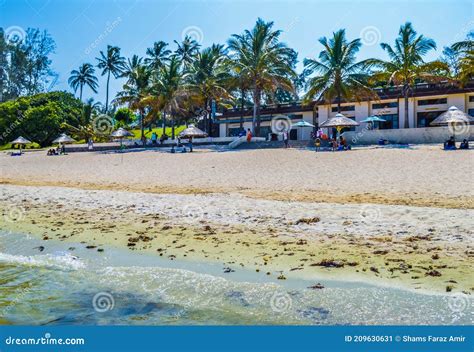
[315, 137, 321, 152]
[282, 130, 289, 148]
[88, 138, 94, 151]
[246, 128, 252, 143]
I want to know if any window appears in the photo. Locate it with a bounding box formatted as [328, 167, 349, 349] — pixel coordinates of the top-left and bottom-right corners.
[379, 114, 399, 130]
[468, 108, 474, 117]
[331, 105, 355, 112]
[469, 96, 474, 102]
[417, 111, 445, 127]
[417, 98, 447, 106]
[372, 102, 398, 109]
[228, 128, 243, 137]
[259, 126, 272, 138]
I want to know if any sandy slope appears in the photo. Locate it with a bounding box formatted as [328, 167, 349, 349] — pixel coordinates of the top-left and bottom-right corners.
[1, 146, 473, 208]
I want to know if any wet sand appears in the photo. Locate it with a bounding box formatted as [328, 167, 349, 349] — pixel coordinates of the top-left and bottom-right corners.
[1, 184, 472, 293]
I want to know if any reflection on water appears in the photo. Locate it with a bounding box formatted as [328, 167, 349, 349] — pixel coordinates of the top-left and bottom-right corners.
[0, 231, 471, 325]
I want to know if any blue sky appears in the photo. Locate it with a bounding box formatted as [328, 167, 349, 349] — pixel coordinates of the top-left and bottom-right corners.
[2, 0, 473, 102]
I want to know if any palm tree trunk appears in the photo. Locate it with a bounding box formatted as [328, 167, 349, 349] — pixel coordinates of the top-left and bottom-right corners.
[79, 85, 83, 101]
[105, 71, 111, 113]
[140, 109, 145, 145]
[403, 84, 409, 129]
[171, 115, 175, 140]
[254, 87, 261, 136]
[239, 88, 244, 130]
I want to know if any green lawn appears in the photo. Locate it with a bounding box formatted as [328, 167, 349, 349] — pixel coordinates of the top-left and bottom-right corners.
[0, 142, 42, 151]
[130, 125, 186, 139]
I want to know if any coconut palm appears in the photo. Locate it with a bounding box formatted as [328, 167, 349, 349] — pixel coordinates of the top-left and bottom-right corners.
[227, 18, 297, 135]
[96, 45, 126, 113]
[188, 44, 232, 133]
[173, 35, 200, 70]
[450, 31, 474, 86]
[115, 61, 151, 143]
[61, 98, 102, 141]
[145, 41, 171, 71]
[302, 29, 376, 113]
[369, 22, 447, 128]
[145, 56, 189, 140]
[68, 63, 99, 101]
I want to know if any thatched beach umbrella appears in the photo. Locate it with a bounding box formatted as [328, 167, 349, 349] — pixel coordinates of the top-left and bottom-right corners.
[53, 133, 75, 154]
[179, 125, 208, 138]
[11, 136, 32, 155]
[319, 113, 359, 137]
[110, 127, 133, 149]
[179, 125, 207, 152]
[430, 106, 472, 140]
[53, 133, 76, 144]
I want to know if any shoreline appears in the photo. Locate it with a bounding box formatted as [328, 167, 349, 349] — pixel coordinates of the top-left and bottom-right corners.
[2, 184, 472, 294]
[1, 179, 472, 210]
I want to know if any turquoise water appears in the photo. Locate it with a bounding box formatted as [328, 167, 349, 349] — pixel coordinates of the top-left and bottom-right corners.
[0, 231, 470, 325]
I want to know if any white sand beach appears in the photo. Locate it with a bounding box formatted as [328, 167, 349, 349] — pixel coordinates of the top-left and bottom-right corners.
[1, 146, 473, 293]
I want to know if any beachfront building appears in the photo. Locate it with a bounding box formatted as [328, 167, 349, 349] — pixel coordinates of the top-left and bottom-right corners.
[216, 82, 474, 141]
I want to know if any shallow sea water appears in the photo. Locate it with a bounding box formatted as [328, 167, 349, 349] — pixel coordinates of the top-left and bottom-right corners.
[0, 231, 471, 325]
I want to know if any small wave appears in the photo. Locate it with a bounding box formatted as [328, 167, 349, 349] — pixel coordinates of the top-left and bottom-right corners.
[0, 252, 86, 270]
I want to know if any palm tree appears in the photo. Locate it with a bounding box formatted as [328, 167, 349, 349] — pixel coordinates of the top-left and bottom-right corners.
[145, 41, 171, 71]
[227, 18, 296, 135]
[115, 59, 151, 143]
[62, 98, 102, 141]
[145, 56, 189, 140]
[188, 44, 232, 133]
[369, 22, 446, 128]
[96, 45, 126, 113]
[302, 29, 376, 113]
[450, 31, 474, 86]
[173, 35, 200, 69]
[68, 63, 98, 101]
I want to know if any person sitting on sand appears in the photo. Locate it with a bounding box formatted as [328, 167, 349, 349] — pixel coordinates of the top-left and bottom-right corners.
[339, 136, 347, 149]
[246, 128, 252, 143]
[459, 139, 469, 150]
[331, 138, 337, 151]
[444, 136, 456, 150]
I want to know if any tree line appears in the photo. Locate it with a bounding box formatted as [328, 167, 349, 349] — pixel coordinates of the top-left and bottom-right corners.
[1, 19, 473, 144]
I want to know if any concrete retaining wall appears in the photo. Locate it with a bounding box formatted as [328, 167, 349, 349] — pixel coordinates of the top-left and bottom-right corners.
[342, 126, 474, 145]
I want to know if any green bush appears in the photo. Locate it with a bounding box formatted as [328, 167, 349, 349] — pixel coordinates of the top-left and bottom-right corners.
[0, 91, 82, 147]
